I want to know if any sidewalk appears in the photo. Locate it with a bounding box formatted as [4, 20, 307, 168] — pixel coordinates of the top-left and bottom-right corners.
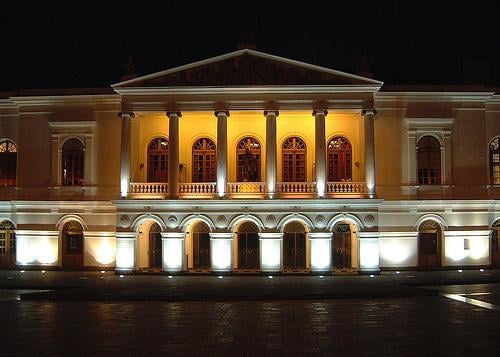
[0, 269, 498, 301]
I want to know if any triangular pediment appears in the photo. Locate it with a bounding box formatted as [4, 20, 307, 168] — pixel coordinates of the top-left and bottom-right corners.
[113, 49, 382, 88]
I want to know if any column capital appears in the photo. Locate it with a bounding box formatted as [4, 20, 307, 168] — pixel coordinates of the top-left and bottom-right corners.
[214, 110, 230, 118]
[118, 111, 135, 118]
[264, 110, 279, 117]
[312, 109, 328, 117]
[166, 111, 182, 118]
[361, 109, 377, 116]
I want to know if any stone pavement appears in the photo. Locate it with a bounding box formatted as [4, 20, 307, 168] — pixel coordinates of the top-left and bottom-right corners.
[0, 268, 499, 301]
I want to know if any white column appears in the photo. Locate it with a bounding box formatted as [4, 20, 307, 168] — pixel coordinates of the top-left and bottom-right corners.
[161, 232, 186, 272]
[115, 232, 137, 271]
[358, 231, 380, 273]
[51, 135, 60, 187]
[210, 232, 233, 272]
[314, 110, 328, 197]
[119, 112, 134, 198]
[309, 232, 332, 272]
[215, 111, 229, 197]
[259, 232, 283, 272]
[15, 230, 59, 266]
[265, 110, 278, 198]
[362, 109, 376, 198]
[167, 112, 181, 199]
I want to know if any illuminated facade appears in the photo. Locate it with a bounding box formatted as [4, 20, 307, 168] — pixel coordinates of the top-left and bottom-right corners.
[1, 49, 500, 273]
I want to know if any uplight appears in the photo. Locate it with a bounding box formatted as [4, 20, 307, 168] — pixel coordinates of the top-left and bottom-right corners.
[268, 275, 273, 279]
[20, 270, 25, 274]
[319, 275, 324, 279]
[396, 271, 400, 274]
[480, 269, 484, 272]
[218, 276, 223, 279]
[119, 274, 124, 278]
[167, 275, 173, 279]
[457, 269, 463, 273]
[369, 274, 374, 278]
[41, 270, 46, 274]
[100, 270, 105, 274]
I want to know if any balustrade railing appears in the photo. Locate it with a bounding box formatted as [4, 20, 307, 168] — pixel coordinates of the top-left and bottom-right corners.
[326, 181, 365, 194]
[130, 182, 168, 194]
[227, 182, 265, 194]
[179, 182, 217, 195]
[277, 182, 316, 194]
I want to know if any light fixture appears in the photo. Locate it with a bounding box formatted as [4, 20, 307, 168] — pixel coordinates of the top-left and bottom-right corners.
[480, 269, 484, 272]
[20, 270, 25, 274]
[319, 275, 324, 279]
[369, 274, 374, 278]
[100, 270, 105, 274]
[396, 271, 400, 274]
[457, 269, 463, 273]
[167, 275, 173, 279]
[218, 275, 223, 279]
[119, 275, 124, 278]
[268, 275, 273, 279]
[41, 270, 46, 274]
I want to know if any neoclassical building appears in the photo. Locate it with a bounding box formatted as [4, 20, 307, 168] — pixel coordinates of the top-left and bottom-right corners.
[1, 49, 499, 274]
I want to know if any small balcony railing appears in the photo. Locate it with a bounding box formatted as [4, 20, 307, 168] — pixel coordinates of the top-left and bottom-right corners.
[129, 182, 168, 199]
[227, 182, 265, 198]
[326, 181, 365, 195]
[179, 182, 217, 198]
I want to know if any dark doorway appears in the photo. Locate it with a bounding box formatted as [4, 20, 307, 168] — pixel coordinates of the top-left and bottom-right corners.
[237, 222, 260, 270]
[62, 221, 84, 270]
[192, 222, 211, 270]
[148, 223, 162, 268]
[333, 223, 352, 270]
[418, 220, 442, 268]
[0, 221, 16, 269]
[492, 220, 500, 267]
[283, 221, 306, 270]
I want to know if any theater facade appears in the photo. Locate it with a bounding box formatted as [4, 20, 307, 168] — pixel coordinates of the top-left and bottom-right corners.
[1, 49, 500, 274]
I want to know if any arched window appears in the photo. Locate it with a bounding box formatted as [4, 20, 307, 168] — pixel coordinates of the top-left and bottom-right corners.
[282, 137, 306, 182]
[327, 136, 352, 181]
[236, 222, 260, 269]
[0, 139, 17, 187]
[237, 137, 261, 182]
[0, 220, 15, 268]
[417, 136, 441, 185]
[147, 138, 169, 182]
[192, 222, 211, 269]
[489, 138, 500, 185]
[192, 138, 216, 182]
[62, 139, 84, 186]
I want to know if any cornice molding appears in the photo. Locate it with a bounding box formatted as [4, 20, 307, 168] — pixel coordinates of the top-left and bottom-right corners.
[9, 94, 121, 107]
[376, 91, 495, 103]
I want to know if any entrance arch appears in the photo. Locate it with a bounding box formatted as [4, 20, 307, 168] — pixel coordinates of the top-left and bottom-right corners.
[0, 220, 16, 269]
[491, 219, 500, 267]
[192, 221, 211, 270]
[283, 221, 307, 271]
[236, 221, 260, 270]
[417, 219, 442, 268]
[61, 220, 84, 270]
[332, 221, 359, 271]
[136, 220, 162, 270]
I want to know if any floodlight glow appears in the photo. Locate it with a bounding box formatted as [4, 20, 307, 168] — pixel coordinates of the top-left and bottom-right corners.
[210, 236, 232, 271]
[309, 234, 332, 271]
[458, 269, 463, 273]
[41, 270, 46, 274]
[163, 238, 183, 271]
[359, 236, 379, 271]
[119, 275, 124, 278]
[120, 178, 128, 198]
[444, 232, 489, 265]
[260, 237, 281, 272]
[370, 274, 374, 278]
[268, 275, 273, 279]
[20, 270, 25, 274]
[480, 269, 484, 272]
[167, 275, 173, 279]
[218, 275, 223, 279]
[100, 270, 105, 274]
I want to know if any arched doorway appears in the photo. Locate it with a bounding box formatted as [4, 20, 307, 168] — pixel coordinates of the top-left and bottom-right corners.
[0, 140, 17, 187]
[0, 220, 15, 269]
[61, 221, 84, 270]
[237, 137, 261, 182]
[192, 222, 211, 270]
[147, 138, 169, 182]
[148, 223, 162, 269]
[332, 223, 354, 271]
[491, 220, 500, 267]
[282, 136, 306, 182]
[236, 222, 260, 270]
[417, 136, 441, 185]
[192, 138, 216, 182]
[327, 136, 352, 181]
[418, 220, 442, 268]
[137, 220, 163, 271]
[283, 221, 307, 271]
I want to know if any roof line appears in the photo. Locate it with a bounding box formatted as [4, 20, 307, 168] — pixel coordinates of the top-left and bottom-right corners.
[112, 49, 383, 87]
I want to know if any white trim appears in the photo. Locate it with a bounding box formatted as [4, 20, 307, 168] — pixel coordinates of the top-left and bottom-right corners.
[113, 49, 383, 87]
[55, 214, 88, 231]
[130, 214, 167, 232]
[326, 213, 364, 231]
[414, 214, 448, 230]
[227, 214, 265, 232]
[277, 214, 314, 232]
[179, 214, 216, 232]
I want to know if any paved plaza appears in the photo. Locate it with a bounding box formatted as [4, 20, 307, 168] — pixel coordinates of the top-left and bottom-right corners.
[1, 270, 500, 356]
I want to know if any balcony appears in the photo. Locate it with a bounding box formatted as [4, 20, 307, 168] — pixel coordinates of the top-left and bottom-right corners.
[129, 181, 366, 199]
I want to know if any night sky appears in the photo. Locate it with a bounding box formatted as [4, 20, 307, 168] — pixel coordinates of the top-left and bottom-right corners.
[1, 2, 499, 91]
